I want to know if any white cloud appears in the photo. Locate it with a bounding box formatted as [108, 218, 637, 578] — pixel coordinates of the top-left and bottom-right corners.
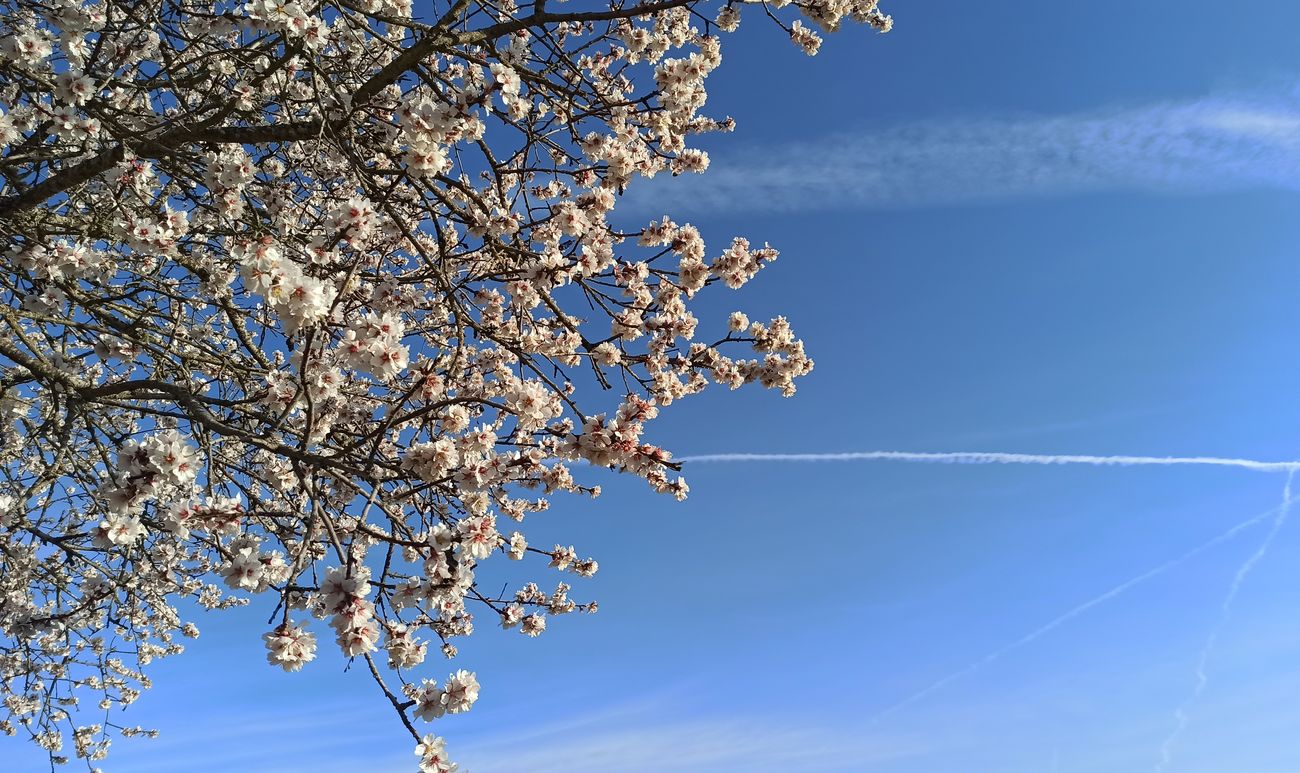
[1196, 107, 1300, 141]
[621, 87, 1300, 214]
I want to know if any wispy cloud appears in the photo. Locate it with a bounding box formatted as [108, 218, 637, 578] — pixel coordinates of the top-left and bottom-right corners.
[454, 707, 923, 773]
[623, 86, 1300, 213]
[110, 700, 408, 773]
[676, 449, 1300, 473]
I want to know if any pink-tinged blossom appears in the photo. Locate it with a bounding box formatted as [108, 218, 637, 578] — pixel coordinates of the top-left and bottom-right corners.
[499, 603, 524, 629]
[411, 679, 445, 721]
[91, 515, 145, 548]
[520, 614, 547, 637]
[415, 735, 458, 773]
[506, 531, 527, 560]
[385, 624, 429, 670]
[263, 623, 317, 672]
[439, 670, 480, 714]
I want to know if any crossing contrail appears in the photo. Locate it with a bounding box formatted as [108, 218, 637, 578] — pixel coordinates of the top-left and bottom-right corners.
[1154, 470, 1297, 772]
[867, 495, 1296, 723]
[676, 450, 1300, 474]
[681, 448, 1300, 723]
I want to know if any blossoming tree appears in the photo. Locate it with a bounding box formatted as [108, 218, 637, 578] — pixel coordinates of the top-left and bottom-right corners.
[0, 0, 891, 767]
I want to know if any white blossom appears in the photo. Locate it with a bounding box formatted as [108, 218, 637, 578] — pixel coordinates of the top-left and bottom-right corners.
[0, 0, 889, 766]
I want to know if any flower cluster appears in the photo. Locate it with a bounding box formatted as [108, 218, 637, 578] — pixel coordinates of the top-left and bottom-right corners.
[790, 20, 823, 55]
[385, 623, 429, 670]
[407, 670, 481, 721]
[263, 622, 319, 672]
[242, 0, 328, 46]
[317, 567, 381, 658]
[237, 240, 335, 334]
[415, 735, 458, 773]
[10, 240, 110, 283]
[221, 535, 292, 593]
[204, 147, 256, 217]
[396, 95, 483, 179]
[336, 312, 410, 381]
[121, 206, 189, 257]
[100, 429, 200, 516]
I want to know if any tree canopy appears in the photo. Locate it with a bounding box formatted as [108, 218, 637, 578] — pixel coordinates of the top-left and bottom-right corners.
[0, 0, 891, 767]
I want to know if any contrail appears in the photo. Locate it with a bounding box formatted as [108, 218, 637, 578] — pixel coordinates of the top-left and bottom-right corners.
[1154, 470, 1297, 772]
[682, 448, 1300, 724]
[867, 495, 1296, 724]
[676, 450, 1300, 474]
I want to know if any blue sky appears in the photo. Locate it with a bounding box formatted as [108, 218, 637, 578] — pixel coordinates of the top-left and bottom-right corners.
[11, 1, 1300, 771]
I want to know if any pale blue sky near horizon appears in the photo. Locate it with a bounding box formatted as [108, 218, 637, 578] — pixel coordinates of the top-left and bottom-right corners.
[11, 1, 1300, 771]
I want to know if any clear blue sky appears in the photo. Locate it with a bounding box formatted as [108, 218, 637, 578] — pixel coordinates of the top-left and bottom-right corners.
[11, 1, 1300, 771]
